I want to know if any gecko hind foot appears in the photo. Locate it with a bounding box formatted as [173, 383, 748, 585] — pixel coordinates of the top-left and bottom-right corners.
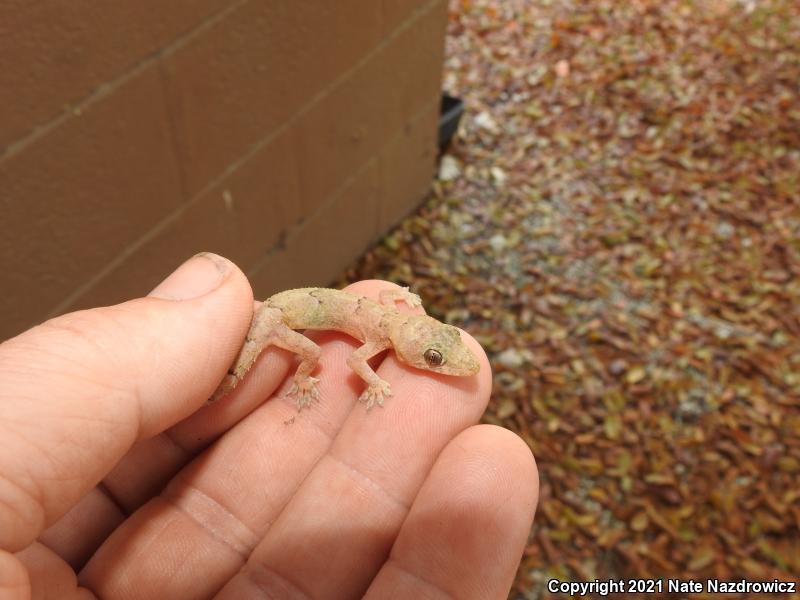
[359, 380, 393, 410]
[288, 376, 321, 410]
[379, 287, 422, 310]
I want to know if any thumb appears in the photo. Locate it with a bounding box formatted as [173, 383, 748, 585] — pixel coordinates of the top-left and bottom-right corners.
[0, 253, 253, 552]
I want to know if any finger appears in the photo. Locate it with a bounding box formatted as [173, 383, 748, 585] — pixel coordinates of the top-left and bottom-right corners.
[217, 318, 491, 598]
[0, 550, 29, 600]
[80, 280, 424, 599]
[365, 425, 539, 600]
[0, 253, 253, 552]
[99, 300, 295, 513]
[14, 543, 96, 600]
[37, 487, 124, 571]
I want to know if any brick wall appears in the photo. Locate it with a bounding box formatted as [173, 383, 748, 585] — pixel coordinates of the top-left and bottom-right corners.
[0, 0, 447, 340]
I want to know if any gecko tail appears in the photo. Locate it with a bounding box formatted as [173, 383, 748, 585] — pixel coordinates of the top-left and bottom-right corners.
[207, 373, 238, 404]
[207, 301, 285, 405]
[207, 335, 271, 404]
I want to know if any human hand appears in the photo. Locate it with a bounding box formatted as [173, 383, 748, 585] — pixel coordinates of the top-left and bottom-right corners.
[0, 253, 539, 599]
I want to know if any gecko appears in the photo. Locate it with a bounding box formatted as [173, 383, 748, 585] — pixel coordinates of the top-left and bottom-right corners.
[209, 287, 480, 409]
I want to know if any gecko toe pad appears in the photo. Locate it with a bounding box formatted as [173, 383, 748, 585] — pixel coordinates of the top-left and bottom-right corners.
[359, 380, 393, 409]
[289, 376, 321, 409]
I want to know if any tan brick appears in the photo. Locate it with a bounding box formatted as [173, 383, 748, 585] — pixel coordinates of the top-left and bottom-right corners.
[56, 126, 302, 314]
[0, 0, 231, 150]
[378, 100, 440, 230]
[161, 0, 383, 196]
[294, 0, 447, 218]
[248, 160, 381, 296]
[0, 65, 182, 340]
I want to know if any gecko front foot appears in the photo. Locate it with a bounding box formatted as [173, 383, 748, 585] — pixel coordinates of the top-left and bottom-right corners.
[288, 376, 320, 410]
[359, 380, 393, 409]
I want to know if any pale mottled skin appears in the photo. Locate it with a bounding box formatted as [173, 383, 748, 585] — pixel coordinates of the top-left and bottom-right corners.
[210, 287, 480, 409]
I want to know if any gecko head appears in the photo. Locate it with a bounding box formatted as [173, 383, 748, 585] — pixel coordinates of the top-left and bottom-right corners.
[389, 315, 480, 376]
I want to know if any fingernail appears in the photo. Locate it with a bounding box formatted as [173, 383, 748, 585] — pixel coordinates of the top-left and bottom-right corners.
[149, 252, 232, 300]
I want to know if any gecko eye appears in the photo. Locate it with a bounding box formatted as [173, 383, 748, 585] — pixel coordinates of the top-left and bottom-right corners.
[424, 349, 444, 367]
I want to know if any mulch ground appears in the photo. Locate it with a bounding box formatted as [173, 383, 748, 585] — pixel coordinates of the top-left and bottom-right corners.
[339, 0, 800, 596]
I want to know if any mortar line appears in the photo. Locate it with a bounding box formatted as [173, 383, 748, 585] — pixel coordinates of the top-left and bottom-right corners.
[245, 95, 441, 281]
[156, 59, 189, 203]
[0, 0, 249, 163]
[244, 153, 379, 280]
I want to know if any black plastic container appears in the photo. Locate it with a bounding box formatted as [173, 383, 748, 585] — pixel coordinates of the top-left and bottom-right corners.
[438, 94, 464, 152]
